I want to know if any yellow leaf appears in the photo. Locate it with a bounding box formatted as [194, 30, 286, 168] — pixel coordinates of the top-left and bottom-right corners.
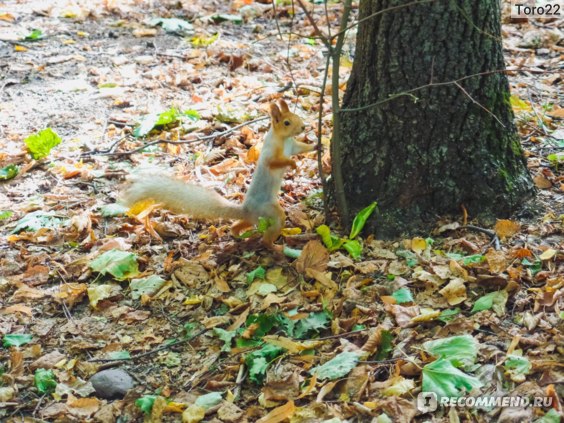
[164, 401, 186, 413]
[183, 295, 204, 305]
[63, 39, 75, 45]
[256, 400, 295, 423]
[510, 95, 532, 112]
[182, 404, 205, 423]
[0, 12, 15, 22]
[494, 219, 521, 240]
[539, 249, 557, 261]
[14, 45, 28, 52]
[410, 308, 441, 323]
[411, 237, 427, 253]
[76, 31, 89, 37]
[281, 227, 302, 236]
[127, 198, 156, 216]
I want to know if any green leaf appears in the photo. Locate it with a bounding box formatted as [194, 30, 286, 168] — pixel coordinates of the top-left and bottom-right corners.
[343, 239, 362, 259]
[274, 313, 295, 337]
[422, 357, 483, 399]
[129, 275, 165, 300]
[310, 351, 360, 380]
[471, 290, 508, 315]
[154, 108, 180, 126]
[35, 368, 57, 394]
[135, 395, 157, 414]
[24, 28, 44, 41]
[108, 351, 131, 360]
[210, 14, 243, 24]
[294, 311, 331, 339]
[213, 328, 236, 352]
[438, 308, 460, 323]
[149, 18, 194, 35]
[24, 128, 62, 160]
[98, 82, 118, 88]
[0, 210, 13, 220]
[422, 335, 478, 368]
[195, 392, 223, 410]
[522, 258, 542, 276]
[247, 266, 266, 283]
[0, 164, 18, 181]
[183, 322, 197, 339]
[10, 211, 63, 234]
[462, 254, 485, 266]
[391, 288, 413, 304]
[89, 249, 139, 280]
[350, 201, 377, 239]
[257, 217, 274, 233]
[504, 354, 531, 380]
[446, 252, 485, 266]
[245, 314, 277, 338]
[374, 330, 393, 360]
[3, 333, 33, 347]
[183, 109, 201, 121]
[316, 224, 344, 251]
[547, 152, 564, 165]
[283, 246, 301, 259]
[245, 344, 284, 384]
[190, 33, 219, 47]
[396, 249, 418, 267]
[534, 409, 561, 423]
[100, 203, 128, 217]
[133, 108, 181, 138]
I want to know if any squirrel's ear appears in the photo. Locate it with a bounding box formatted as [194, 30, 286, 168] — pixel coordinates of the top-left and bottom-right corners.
[269, 103, 281, 123]
[278, 99, 290, 113]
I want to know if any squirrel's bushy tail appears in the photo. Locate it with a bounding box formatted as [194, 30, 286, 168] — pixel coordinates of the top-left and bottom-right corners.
[122, 174, 247, 221]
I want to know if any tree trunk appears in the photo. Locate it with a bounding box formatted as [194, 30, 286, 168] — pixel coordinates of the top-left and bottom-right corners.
[338, 0, 535, 237]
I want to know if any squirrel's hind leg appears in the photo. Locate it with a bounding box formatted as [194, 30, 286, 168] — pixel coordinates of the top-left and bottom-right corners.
[231, 220, 253, 237]
[262, 204, 286, 252]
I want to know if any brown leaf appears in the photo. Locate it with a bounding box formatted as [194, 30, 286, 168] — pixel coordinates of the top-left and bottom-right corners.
[439, 278, 467, 306]
[305, 268, 338, 292]
[533, 174, 552, 189]
[30, 350, 66, 370]
[1, 304, 33, 316]
[485, 249, 508, 273]
[494, 219, 521, 240]
[295, 240, 328, 274]
[67, 397, 100, 418]
[256, 400, 295, 423]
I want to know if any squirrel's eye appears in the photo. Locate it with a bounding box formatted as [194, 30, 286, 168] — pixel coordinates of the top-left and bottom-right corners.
[284, 120, 290, 126]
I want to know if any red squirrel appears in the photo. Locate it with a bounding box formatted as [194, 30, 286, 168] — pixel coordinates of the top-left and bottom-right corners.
[122, 99, 314, 250]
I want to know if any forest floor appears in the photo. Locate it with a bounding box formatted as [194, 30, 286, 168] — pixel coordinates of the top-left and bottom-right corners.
[0, 0, 562, 422]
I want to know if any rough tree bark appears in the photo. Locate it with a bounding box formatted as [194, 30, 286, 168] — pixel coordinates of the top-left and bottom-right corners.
[338, 0, 535, 237]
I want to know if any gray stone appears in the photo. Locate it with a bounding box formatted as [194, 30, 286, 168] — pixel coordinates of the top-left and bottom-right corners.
[90, 368, 134, 399]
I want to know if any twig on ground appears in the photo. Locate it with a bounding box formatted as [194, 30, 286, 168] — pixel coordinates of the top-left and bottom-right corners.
[463, 224, 501, 250]
[233, 364, 246, 400]
[85, 116, 269, 157]
[316, 328, 367, 341]
[88, 329, 207, 364]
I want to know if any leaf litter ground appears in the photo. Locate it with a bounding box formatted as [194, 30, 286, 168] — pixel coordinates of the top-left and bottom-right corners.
[0, 1, 562, 422]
